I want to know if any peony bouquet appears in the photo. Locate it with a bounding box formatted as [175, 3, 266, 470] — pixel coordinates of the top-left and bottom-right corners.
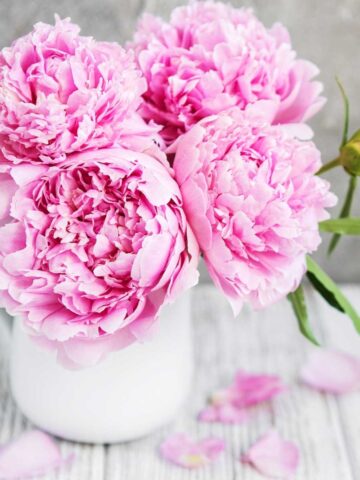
[0, 2, 359, 367]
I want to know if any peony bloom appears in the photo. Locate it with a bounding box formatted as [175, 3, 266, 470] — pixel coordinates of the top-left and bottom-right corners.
[0, 16, 156, 165]
[173, 107, 336, 313]
[0, 148, 199, 366]
[131, 1, 325, 144]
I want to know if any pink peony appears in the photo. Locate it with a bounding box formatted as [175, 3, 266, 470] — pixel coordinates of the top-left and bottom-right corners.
[131, 1, 325, 144]
[173, 107, 336, 313]
[0, 148, 199, 366]
[0, 16, 156, 165]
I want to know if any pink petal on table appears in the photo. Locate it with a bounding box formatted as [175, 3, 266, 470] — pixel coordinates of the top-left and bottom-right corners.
[0, 430, 73, 479]
[242, 430, 299, 479]
[198, 403, 249, 424]
[231, 371, 286, 408]
[300, 349, 360, 394]
[159, 433, 225, 469]
[199, 370, 286, 424]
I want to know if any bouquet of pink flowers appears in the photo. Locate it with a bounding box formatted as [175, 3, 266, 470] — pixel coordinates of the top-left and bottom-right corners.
[0, 2, 359, 367]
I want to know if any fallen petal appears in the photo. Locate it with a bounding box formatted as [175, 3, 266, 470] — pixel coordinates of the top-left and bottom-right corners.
[231, 371, 286, 408]
[199, 370, 286, 424]
[198, 370, 286, 424]
[198, 403, 249, 424]
[242, 430, 299, 479]
[159, 433, 225, 469]
[0, 430, 73, 479]
[300, 349, 360, 394]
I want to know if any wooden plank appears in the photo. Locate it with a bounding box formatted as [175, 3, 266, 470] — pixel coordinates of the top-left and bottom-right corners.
[189, 287, 355, 480]
[1, 286, 360, 479]
[104, 287, 357, 479]
[313, 284, 360, 480]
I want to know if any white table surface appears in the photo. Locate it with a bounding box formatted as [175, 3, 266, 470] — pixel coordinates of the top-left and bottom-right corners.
[1, 284, 360, 480]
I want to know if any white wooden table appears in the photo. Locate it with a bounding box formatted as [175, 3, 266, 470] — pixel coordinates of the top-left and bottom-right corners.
[1, 284, 360, 480]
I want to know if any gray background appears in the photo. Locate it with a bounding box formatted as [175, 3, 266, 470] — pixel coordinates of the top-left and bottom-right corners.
[0, 0, 359, 282]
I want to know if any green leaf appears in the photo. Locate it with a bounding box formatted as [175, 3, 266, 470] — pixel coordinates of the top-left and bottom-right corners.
[307, 271, 344, 313]
[336, 77, 350, 148]
[287, 284, 319, 345]
[328, 175, 357, 254]
[320, 216, 360, 235]
[306, 256, 360, 333]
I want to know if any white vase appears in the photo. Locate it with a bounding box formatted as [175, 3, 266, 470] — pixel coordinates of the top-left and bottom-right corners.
[9, 292, 193, 444]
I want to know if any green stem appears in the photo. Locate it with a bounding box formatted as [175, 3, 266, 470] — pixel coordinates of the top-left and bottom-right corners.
[336, 77, 350, 148]
[316, 157, 341, 175]
[328, 175, 357, 255]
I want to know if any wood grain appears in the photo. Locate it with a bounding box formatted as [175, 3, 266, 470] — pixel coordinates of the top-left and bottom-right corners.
[0, 284, 360, 479]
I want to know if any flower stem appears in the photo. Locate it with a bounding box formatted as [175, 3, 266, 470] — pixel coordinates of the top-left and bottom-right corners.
[316, 157, 341, 175]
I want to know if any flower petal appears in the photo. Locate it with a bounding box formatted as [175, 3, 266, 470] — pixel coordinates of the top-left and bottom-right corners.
[242, 430, 299, 479]
[300, 349, 360, 394]
[231, 370, 286, 408]
[199, 369, 286, 424]
[159, 433, 225, 469]
[0, 430, 73, 479]
[198, 404, 249, 424]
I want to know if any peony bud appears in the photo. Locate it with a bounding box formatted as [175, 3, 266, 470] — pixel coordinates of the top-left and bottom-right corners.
[340, 129, 360, 176]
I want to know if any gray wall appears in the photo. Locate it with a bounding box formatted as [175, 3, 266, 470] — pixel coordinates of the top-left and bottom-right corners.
[0, 0, 359, 282]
